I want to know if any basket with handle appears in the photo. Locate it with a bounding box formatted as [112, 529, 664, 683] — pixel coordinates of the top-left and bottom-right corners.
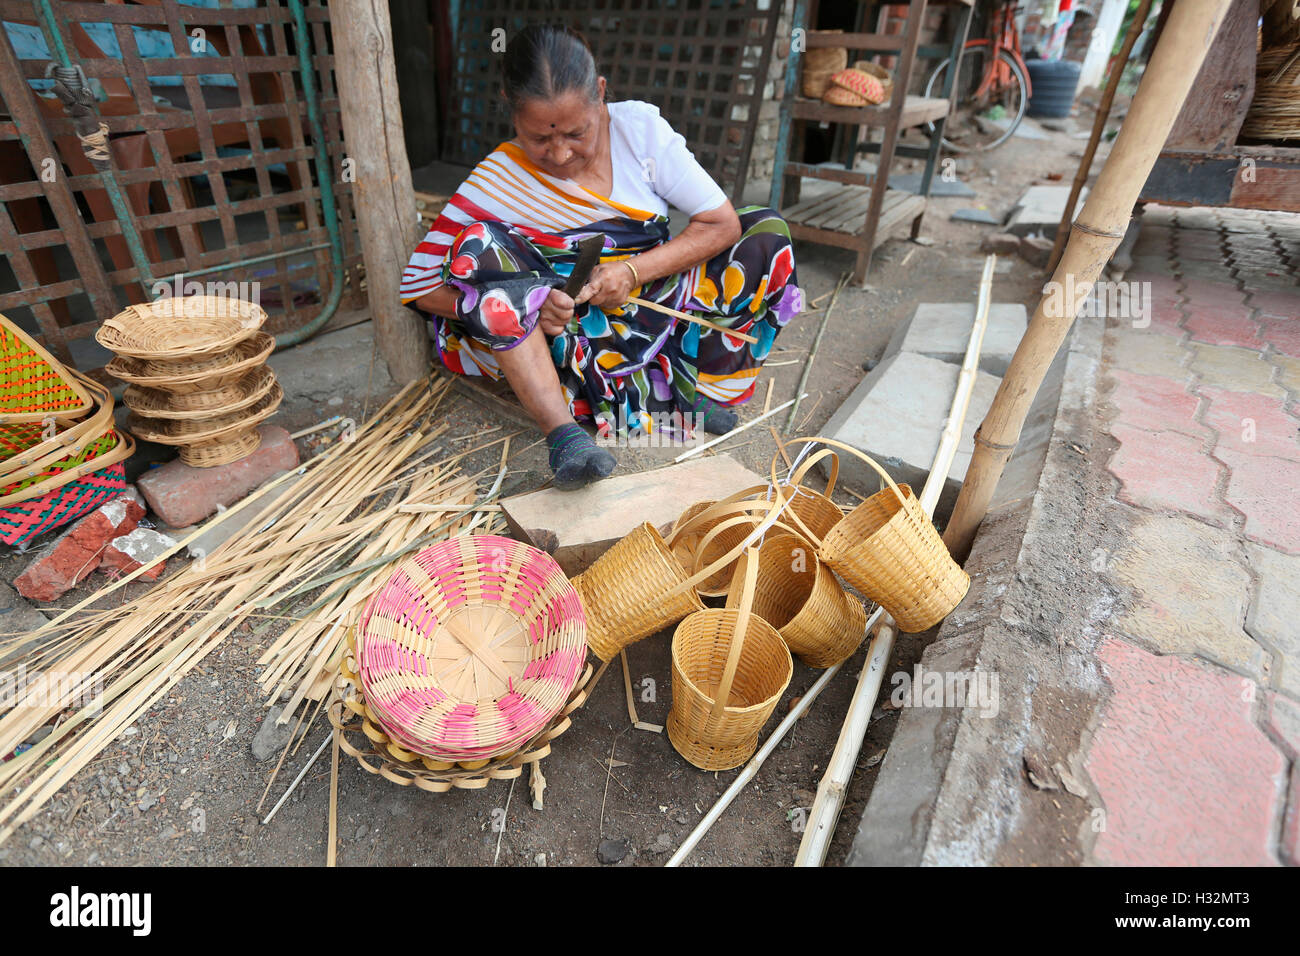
[665, 491, 789, 597]
[724, 533, 867, 669]
[95, 295, 266, 360]
[667, 547, 793, 770]
[572, 493, 790, 663]
[780, 447, 846, 540]
[0, 313, 94, 422]
[355, 535, 588, 763]
[773, 437, 969, 633]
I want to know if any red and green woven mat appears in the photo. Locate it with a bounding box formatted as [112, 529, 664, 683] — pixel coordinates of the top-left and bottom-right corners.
[0, 315, 94, 421]
[0, 462, 128, 547]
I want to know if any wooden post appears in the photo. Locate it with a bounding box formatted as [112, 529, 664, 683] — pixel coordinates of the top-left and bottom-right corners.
[943, 0, 1232, 561]
[330, 0, 431, 384]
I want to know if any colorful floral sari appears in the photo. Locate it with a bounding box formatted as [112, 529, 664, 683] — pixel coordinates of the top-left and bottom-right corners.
[402, 143, 802, 437]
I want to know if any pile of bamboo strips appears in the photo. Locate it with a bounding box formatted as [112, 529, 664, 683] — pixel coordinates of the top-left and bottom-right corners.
[0, 376, 508, 844]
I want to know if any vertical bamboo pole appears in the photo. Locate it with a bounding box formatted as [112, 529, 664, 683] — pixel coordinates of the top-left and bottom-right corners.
[330, 0, 431, 383]
[943, 0, 1232, 560]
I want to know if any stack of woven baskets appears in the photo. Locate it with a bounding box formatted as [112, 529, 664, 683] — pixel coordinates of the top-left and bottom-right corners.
[803, 41, 892, 107]
[97, 295, 281, 468]
[570, 437, 969, 771]
[0, 313, 135, 547]
[331, 535, 592, 792]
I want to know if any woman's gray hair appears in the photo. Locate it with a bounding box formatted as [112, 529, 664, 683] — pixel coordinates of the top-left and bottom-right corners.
[502, 24, 600, 111]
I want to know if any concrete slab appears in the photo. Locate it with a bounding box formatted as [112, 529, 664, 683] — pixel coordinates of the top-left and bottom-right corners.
[890, 172, 976, 198]
[883, 302, 1028, 376]
[500, 454, 766, 576]
[1005, 185, 1087, 237]
[818, 351, 1001, 514]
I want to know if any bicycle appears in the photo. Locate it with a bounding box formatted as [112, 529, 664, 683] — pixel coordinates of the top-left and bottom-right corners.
[924, 0, 1032, 153]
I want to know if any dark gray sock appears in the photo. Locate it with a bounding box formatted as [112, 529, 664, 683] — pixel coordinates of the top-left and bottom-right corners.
[546, 423, 617, 490]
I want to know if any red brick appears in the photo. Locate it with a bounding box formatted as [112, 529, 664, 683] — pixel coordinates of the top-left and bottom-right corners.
[1108, 369, 1204, 436]
[136, 425, 299, 528]
[99, 527, 176, 581]
[1107, 423, 1230, 523]
[1086, 638, 1286, 866]
[1199, 387, 1300, 460]
[14, 490, 145, 602]
[1216, 449, 1300, 554]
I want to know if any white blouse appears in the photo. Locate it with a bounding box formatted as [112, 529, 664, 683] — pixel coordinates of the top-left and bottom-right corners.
[606, 100, 728, 217]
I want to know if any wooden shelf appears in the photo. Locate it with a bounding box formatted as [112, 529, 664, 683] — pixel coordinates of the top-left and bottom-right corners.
[789, 95, 950, 130]
[783, 187, 926, 248]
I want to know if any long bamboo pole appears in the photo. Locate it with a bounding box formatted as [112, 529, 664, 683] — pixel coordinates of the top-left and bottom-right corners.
[1046, 0, 1156, 274]
[943, 0, 1232, 561]
[793, 255, 996, 867]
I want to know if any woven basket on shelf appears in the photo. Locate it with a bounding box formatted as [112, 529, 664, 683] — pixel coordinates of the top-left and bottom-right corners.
[95, 295, 266, 360]
[106, 332, 275, 394]
[1242, 44, 1300, 142]
[354, 535, 587, 763]
[778, 438, 969, 633]
[823, 84, 871, 106]
[802, 40, 848, 98]
[667, 549, 793, 771]
[830, 67, 887, 106]
[330, 630, 594, 793]
[0, 313, 94, 422]
[853, 61, 894, 102]
[724, 534, 867, 669]
[123, 366, 277, 420]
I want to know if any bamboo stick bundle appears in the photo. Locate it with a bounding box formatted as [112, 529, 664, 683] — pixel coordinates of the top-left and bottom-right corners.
[0, 375, 511, 842]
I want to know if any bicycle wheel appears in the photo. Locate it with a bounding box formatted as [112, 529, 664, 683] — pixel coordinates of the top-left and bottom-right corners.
[925, 45, 1029, 152]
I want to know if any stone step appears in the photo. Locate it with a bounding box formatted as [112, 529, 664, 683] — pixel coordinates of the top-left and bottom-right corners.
[883, 301, 1028, 377]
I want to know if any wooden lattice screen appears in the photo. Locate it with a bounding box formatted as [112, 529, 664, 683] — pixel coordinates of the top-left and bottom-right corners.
[444, 0, 781, 202]
[0, 0, 364, 371]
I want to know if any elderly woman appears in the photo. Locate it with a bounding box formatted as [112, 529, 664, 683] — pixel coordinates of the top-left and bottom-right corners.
[403, 24, 801, 490]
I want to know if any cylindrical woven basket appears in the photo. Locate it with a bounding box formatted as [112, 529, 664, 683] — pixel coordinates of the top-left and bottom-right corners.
[123, 366, 277, 420]
[330, 632, 595, 793]
[781, 448, 846, 540]
[96, 295, 265, 360]
[1242, 44, 1300, 142]
[106, 332, 275, 394]
[571, 521, 706, 662]
[667, 549, 793, 770]
[777, 439, 969, 633]
[802, 40, 848, 98]
[355, 535, 587, 763]
[724, 534, 867, 669]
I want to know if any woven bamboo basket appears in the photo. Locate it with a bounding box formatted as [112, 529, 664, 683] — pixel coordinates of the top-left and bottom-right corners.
[106, 332, 275, 394]
[354, 535, 588, 763]
[123, 366, 277, 420]
[823, 84, 871, 106]
[830, 67, 887, 106]
[178, 429, 266, 468]
[853, 61, 894, 102]
[571, 521, 706, 662]
[777, 438, 969, 633]
[329, 632, 595, 793]
[0, 373, 115, 482]
[95, 295, 265, 360]
[667, 549, 793, 770]
[0, 429, 134, 507]
[1242, 44, 1300, 142]
[780, 448, 846, 540]
[724, 534, 867, 669]
[0, 313, 94, 422]
[802, 40, 848, 98]
[125, 382, 282, 445]
[0, 459, 128, 547]
[666, 492, 779, 597]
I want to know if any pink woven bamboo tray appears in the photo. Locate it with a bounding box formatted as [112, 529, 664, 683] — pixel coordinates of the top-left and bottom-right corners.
[355, 535, 588, 762]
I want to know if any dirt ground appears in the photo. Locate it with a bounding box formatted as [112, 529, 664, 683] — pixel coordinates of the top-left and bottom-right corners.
[1, 114, 1097, 867]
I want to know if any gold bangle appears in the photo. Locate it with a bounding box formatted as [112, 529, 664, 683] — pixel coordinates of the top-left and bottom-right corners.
[623, 259, 639, 287]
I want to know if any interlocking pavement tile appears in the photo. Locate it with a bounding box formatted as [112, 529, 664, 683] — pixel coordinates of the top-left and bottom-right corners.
[1182, 301, 1263, 349]
[1250, 549, 1300, 699]
[1107, 328, 1191, 380]
[1107, 424, 1231, 524]
[1108, 513, 1268, 680]
[1199, 387, 1300, 460]
[1260, 320, 1300, 361]
[1274, 354, 1300, 396]
[1179, 276, 1248, 308]
[1087, 638, 1285, 866]
[1190, 343, 1286, 397]
[1217, 450, 1300, 554]
[1265, 693, 1300, 866]
[1108, 369, 1204, 436]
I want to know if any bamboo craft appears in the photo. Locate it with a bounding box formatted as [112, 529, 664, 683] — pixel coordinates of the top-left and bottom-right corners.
[0, 377, 511, 844]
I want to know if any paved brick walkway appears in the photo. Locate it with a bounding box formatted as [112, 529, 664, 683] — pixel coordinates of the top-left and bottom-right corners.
[1085, 205, 1299, 865]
